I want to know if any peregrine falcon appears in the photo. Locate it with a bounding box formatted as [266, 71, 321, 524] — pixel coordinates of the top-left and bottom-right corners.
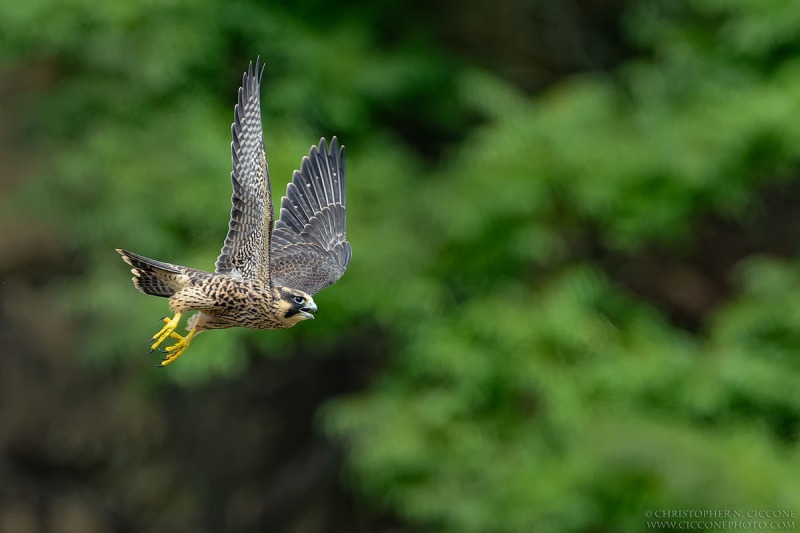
[116, 60, 351, 367]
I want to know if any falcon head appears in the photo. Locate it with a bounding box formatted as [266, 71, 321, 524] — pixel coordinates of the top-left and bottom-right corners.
[276, 287, 317, 325]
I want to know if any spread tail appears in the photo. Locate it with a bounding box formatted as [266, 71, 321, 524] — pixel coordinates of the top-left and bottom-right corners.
[116, 249, 188, 298]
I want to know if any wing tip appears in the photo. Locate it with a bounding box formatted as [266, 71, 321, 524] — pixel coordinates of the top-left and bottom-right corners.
[312, 136, 345, 156]
[239, 58, 265, 110]
[243, 57, 266, 94]
[318, 136, 345, 178]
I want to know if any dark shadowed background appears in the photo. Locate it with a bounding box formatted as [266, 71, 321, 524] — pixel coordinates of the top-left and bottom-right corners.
[2, 1, 800, 532]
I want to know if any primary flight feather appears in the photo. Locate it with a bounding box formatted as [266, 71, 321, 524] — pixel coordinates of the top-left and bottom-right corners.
[116, 59, 351, 367]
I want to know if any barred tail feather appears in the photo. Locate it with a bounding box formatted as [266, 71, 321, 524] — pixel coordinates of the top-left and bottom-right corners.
[116, 249, 188, 298]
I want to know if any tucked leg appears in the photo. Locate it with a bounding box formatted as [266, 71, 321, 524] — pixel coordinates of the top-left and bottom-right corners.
[158, 327, 198, 367]
[149, 313, 182, 352]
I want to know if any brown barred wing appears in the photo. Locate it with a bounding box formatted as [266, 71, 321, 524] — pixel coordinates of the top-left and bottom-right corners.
[215, 59, 274, 283]
[270, 137, 351, 295]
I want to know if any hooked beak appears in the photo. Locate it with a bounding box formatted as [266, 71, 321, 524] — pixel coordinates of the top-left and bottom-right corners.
[299, 300, 317, 320]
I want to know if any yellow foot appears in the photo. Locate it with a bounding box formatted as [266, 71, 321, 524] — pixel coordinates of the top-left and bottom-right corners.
[158, 328, 197, 367]
[149, 312, 182, 353]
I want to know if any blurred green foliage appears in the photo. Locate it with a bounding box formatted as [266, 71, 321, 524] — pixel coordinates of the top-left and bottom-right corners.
[3, 0, 800, 531]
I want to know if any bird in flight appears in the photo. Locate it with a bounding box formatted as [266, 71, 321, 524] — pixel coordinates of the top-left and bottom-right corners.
[116, 60, 351, 367]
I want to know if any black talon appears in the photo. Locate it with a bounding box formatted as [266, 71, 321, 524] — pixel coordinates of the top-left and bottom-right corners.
[148, 348, 155, 354]
[157, 348, 168, 354]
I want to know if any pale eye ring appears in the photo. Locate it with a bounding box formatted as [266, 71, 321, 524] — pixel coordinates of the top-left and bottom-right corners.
[293, 296, 305, 305]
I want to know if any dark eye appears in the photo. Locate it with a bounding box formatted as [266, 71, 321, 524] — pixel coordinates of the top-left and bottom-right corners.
[293, 296, 305, 305]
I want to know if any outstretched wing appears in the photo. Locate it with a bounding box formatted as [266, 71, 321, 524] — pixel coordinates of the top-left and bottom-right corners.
[215, 59, 274, 283]
[270, 137, 351, 295]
